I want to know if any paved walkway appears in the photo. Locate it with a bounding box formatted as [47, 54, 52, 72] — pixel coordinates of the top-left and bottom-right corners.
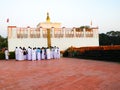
[0, 58, 120, 90]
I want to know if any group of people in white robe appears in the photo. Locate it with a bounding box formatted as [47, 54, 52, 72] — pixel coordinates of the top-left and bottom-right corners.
[15, 46, 60, 61]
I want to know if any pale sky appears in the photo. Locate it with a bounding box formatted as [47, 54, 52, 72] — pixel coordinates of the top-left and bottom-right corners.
[0, 0, 120, 37]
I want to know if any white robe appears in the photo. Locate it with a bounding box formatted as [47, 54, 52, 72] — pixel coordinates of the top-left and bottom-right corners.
[15, 48, 19, 60]
[32, 49, 36, 60]
[5, 50, 9, 60]
[18, 49, 24, 61]
[23, 50, 27, 60]
[46, 48, 50, 59]
[57, 48, 60, 59]
[37, 49, 41, 60]
[27, 48, 32, 60]
[41, 49, 45, 59]
[50, 48, 54, 59]
[54, 48, 57, 59]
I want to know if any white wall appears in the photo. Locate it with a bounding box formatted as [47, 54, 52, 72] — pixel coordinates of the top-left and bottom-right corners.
[8, 37, 99, 51]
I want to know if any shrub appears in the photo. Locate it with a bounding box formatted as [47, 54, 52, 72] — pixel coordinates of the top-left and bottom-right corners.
[9, 52, 15, 59]
[63, 45, 120, 62]
[0, 52, 5, 60]
[63, 51, 68, 57]
[0, 51, 15, 60]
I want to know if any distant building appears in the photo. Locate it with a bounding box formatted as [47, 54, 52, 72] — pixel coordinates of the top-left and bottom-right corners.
[8, 13, 99, 51]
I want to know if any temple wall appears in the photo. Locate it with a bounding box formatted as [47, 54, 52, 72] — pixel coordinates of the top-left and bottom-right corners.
[8, 38, 99, 51]
[8, 26, 99, 51]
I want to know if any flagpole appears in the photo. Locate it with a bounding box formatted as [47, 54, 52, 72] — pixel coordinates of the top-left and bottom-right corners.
[7, 18, 9, 37]
[6, 18, 9, 50]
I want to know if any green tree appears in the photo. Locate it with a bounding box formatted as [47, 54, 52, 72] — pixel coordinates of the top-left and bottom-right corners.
[80, 25, 90, 30]
[99, 31, 120, 45]
[0, 35, 8, 51]
[99, 33, 111, 45]
[106, 31, 120, 37]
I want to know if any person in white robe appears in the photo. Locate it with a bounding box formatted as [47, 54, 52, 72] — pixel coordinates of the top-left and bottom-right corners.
[41, 47, 45, 60]
[18, 47, 24, 61]
[27, 47, 32, 60]
[23, 47, 27, 60]
[50, 47, 54, 59]
[53, 46, 57, 59]
[46, 47, 51, 59]
[32, 48, 36, 60]
[57, 47, 60, 59]
[15, 47, 19, 60]
[5, 48, 9, 60]
[36, 48, 41, 60]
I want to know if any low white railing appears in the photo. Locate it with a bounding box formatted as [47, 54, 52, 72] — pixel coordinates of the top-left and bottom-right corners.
[8, 27, 98, 39]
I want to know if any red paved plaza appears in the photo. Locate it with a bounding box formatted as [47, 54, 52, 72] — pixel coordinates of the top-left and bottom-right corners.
[0, 58, 120, 90]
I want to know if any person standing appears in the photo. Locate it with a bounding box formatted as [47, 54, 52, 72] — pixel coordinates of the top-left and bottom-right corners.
[23, 47, 27, 60]
[27, 46, 32, 60]
[32, 48, 36, 61]
[57, 47, 60, 59]
[41, 47, 45, 60]
[36, 48, 41, 60]
[18, 47, 24, 61]
[5, 48, 9, 60]
[53, 46, 57, 59]
[15, 47, 19, 60]
[46, 47, 51, 59]
[50, 46, 53, 59]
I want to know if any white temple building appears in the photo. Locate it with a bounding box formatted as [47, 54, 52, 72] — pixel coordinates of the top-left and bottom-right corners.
[8, 13, 99, 51]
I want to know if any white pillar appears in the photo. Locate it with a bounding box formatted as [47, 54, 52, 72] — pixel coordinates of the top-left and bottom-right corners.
[27, 27, 30, 38]
[94, 28, 98, 38]
[40, 27, 43, 38]
[83, 28, 86, 37]
[62, 27, 65, 38]
[73, 27, 76, 37]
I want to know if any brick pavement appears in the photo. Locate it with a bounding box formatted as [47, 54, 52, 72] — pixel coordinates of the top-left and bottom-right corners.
[0, 58, 120, 90]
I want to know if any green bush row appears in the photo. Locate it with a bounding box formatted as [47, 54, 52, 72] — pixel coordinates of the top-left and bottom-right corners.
[63, 50, 120, 62]
[0, 52, 15, 60]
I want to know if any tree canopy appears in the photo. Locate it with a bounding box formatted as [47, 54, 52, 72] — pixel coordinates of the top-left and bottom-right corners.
[99, 31, 120, 45]
[0, 35, 8, 51]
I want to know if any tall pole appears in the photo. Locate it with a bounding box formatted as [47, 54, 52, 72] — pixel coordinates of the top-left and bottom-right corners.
[47, 28, 51, 47]
[46, 12, 51, 47]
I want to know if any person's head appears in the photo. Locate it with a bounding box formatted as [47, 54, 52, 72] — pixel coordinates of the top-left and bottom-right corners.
[23, 47, 25, 49]
[19, 47, 22, 49]
[5, 48, 8, 50]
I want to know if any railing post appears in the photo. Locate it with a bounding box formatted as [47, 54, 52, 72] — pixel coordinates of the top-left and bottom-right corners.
[40, 27, 43, 38]
[73, 27, 76, 37]
[52, 27, 54, 38]
[83, 28, 86, 37]
[62, 27, 65, 38]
